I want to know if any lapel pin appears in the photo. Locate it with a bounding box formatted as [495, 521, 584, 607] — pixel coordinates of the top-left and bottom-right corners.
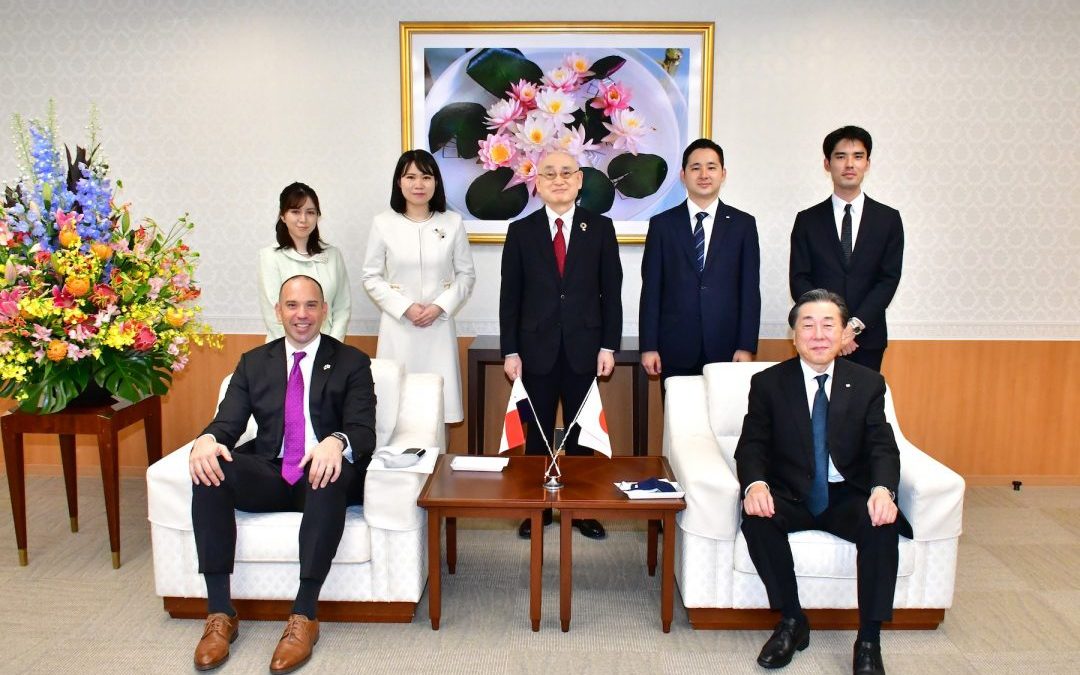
[845, 383, 851, 388]
[323, 364, 331, 370]
[579, 222, 587, 231]
[725, 215, 731, 219]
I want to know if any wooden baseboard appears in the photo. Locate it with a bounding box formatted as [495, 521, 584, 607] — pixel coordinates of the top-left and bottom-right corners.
[162, 597, 417, 623]
[685, 607, 945, 630]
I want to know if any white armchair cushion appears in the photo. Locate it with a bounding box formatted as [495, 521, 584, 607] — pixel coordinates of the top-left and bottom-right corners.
[733, 530, 916, 579]
[370, 359, 403, 446]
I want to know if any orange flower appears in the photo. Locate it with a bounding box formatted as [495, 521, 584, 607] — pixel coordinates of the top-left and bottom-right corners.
[64, 277, 91, 297]
[58, 226, 80, 248]
[46, 340, 68, 362]
[90, 242, 113, 260]
[164, 307, 188, 328]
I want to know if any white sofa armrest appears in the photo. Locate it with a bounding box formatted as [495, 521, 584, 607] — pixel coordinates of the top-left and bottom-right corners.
[663, 376, 742, 542]
[898, 437, 966, 541]
[147, 444, 195, 531]
[363, 372, 444, 533]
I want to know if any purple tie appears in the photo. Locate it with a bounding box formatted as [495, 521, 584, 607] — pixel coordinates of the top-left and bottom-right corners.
[281, 351, 307, 485]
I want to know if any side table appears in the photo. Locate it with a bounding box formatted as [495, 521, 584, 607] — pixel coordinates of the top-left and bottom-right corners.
[1, 395, 163, 568]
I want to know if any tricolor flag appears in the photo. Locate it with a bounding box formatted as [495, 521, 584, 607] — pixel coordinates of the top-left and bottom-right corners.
[498, 378, 533, 453]
[574, 379, 611, 457]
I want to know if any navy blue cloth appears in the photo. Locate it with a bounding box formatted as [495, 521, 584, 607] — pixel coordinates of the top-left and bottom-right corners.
[630, 477, 678, 492]
[808, 373, 830, 515]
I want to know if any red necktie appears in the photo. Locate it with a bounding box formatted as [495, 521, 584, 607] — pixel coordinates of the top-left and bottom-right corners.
[553, 218, 566, 277]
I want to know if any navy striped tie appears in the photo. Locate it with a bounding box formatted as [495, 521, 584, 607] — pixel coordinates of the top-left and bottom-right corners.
[808, 373, 830, 515]
[693, 211, 706, 272]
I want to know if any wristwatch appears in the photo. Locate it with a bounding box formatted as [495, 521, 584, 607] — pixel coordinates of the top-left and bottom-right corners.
[849, 317, 865, 335]
[329, 432, 349, 449]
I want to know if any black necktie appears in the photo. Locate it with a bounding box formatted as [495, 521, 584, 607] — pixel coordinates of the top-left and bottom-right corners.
[808, 374, 830, 516]
[841, 203, 853, 263]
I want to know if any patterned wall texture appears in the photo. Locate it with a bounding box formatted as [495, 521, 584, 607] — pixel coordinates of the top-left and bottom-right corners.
[1, 1, 1077, 339]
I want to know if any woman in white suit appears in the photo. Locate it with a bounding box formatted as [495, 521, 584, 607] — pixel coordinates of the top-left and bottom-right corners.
[258, 182, 351, 341]
[362, 150, 475, 428]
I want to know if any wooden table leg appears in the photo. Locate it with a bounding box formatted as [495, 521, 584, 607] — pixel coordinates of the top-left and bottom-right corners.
[530, 510, 542, 631]
[661, 512, 676, 633]
[647, 519, 659, 576]
[560, 510, 572, 632]
[143, 397, 163, 465]
[58, 434, 79, 533]
[96, 425, 122, 568]
[427, 510, 441, 630]
[1, 422, 28, 566]
[446, 516, 457, 574]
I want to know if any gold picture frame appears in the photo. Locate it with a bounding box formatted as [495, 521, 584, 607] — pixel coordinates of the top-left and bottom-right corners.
[400, 21, 715, 243]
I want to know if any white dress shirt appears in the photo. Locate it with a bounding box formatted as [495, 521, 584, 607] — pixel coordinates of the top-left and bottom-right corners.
[546, 205, 576, 253]
[831, 191, 865, 252]
[282, 334, 352, 462]
[688, 198, 720, 258]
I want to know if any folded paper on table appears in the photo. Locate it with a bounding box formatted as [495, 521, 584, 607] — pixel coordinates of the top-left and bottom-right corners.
[450, 456, 510, 472]
[368, 446, 439, 474]
[614, 479, 685, 499]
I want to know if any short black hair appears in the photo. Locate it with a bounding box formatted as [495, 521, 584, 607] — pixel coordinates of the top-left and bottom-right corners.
[275, 182, 326, 255]
[390, 149, 447, 214]
[681, 138, 725, 169]
[823, 126, 873, 159]
[787, 289, 850, 328]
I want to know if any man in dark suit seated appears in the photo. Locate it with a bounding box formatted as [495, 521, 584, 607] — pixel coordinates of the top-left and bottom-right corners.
[789, 125, 904, 372]
[500, 150, 623, 541]
[639, 138, 761, 381]
[188, 274, 376, 673]
[735, 289, 911, 675]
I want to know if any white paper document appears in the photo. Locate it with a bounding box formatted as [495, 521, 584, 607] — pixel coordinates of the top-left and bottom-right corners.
[450, 456, 510, 472]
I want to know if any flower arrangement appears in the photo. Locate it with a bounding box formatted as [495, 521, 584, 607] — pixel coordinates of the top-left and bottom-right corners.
[0, 104, 220, 413]
[428, 48, 669, 220]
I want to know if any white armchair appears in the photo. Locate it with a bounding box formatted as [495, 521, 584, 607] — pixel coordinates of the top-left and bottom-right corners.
[665, 361, 965, 629]
[146, 359, 444, 621]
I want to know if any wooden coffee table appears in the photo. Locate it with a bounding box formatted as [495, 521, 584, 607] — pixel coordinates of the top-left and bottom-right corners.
[550, 456, 685, 633]
[417, 455, 550, 631]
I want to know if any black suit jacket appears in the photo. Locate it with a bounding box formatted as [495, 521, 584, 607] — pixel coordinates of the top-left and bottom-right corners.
[789, 196, 904, 350]
[203, 336, 377, 464]
[499, 206, 623, 374]
[639, 200, 760, 367]
[734, 357, 910, 537]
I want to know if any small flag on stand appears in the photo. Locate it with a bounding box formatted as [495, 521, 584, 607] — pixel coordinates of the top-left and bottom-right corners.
[574, 379, 611, 457]
[498, 378, 533, 453]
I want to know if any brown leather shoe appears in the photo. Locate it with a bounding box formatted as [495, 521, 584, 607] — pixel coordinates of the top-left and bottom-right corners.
[269, 614, 320, 674]
[193, 612, 239, 671]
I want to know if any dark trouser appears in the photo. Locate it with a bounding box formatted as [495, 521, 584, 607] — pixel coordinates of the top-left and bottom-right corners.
[522, 343, 594, 457]
[740, 482, 900, 623]
[192, 450, 366, 583]
[844, 346, 885, 372]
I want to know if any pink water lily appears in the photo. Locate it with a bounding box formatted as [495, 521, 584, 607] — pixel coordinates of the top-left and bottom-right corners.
[506, 79, 539, 110]
[534, 89, 579, 126]
[543, 66, 578, 92]
[602, 109, 652, 155]
[477, 133, 517, 171]
[485, 98, 525, 133]
[505, 153, 541, 193]
[591, 81, 632, 117]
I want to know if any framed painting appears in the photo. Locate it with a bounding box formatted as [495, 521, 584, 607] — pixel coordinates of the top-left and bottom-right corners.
[400, 21, 714, 243]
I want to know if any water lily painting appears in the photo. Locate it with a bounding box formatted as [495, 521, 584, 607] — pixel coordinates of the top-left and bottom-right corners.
[400, 22, 714, 242]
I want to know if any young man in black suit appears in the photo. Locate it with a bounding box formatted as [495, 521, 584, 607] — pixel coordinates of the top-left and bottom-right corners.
[639, 138, 760, 380]
[500, 150, 623, 540]
[735, 289, 911, 675]
[789, 126, 904, 372]
[188, 274, 376, 673]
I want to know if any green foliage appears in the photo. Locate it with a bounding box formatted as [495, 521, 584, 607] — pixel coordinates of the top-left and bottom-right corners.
[579, 167, 616, 214]
[428, 103, 488, 159]
[466, 48, 544, 98]
[608, 153, 668, 199]
[466, 168, 529, 220]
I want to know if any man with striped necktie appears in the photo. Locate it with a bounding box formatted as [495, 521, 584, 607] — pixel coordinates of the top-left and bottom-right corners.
[639, 138, 761, 382]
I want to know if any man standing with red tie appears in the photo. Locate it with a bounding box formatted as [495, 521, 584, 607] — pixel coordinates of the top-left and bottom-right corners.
[187, 274, 376, 673]
[500, 150, 623, 541]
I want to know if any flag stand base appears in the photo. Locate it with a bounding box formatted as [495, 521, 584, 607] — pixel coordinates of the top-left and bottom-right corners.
[543, 475, 564, 491]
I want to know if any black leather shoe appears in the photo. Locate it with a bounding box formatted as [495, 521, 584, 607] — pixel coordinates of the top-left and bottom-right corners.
[756, 615, 810, 669]
[852, 640, 885, 675]
[572, 519, 606, 540]
[518, 509, 553, 539]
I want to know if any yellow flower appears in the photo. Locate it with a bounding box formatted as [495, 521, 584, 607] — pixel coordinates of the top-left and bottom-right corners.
[90, 242, 113, 260]
[58, 226, 80, 249]
[164, 307, 188, 328]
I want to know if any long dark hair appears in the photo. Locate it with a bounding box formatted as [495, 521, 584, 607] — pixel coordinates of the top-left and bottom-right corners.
[275, 182, 326, 254]
[390, 150, 447, 214]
